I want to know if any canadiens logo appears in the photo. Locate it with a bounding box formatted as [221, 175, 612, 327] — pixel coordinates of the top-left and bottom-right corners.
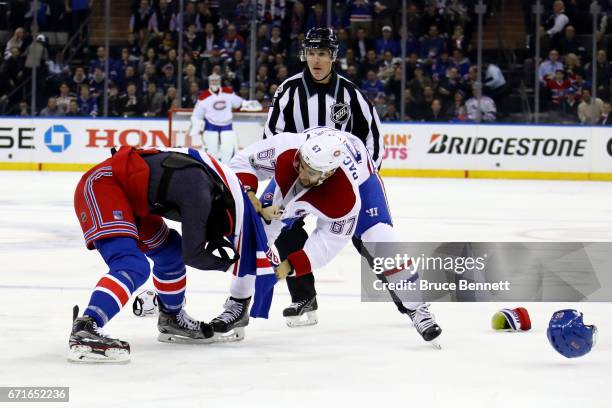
[213, 101, 227, 110]
[330, 102, 350, 124]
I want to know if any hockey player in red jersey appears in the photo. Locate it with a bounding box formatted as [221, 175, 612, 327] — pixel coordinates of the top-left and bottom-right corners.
[69, 146, 276, 363]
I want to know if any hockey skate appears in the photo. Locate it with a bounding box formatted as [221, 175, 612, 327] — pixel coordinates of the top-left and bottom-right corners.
[67, 306, 130, 364]
[157, 308, 215, 344]
[210, 297, 251, 342]
[408, 303, 442, 349]
[283, 297, 318, 327]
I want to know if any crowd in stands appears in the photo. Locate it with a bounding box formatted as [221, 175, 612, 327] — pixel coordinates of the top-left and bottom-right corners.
[0, 0, 611, 124]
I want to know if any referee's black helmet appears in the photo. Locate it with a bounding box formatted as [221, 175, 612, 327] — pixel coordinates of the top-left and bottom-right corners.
[300, 27, 339, 62]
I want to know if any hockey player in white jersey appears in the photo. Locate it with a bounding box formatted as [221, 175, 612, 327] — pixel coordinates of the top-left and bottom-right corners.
[189, 74, 244, 163]
[219, 126, 442, 346]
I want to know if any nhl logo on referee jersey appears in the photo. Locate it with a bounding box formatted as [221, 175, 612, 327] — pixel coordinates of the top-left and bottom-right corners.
[330, 102, 350, 124]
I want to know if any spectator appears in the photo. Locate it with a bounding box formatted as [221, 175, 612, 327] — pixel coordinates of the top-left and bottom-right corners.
[142, 81, 164, 117]
[483, 62, 507, 103]
[130, 0, 158, 34]
[351, 27, 374, 62]
[558, 25, 585, 57]
[90, 46, 118, 81]
[180, 2, 201, 31]
[417, 85, 436, 115]
[584, 50, 611, 96]
[107, 83, 122, 117]
[77, 84, 97, 116]
[452, 49, 471, 77]
[332, 2, 350, 30]
[345, 64, 360, 84]
[361, 69, 385, 101]
[372, 1, 399, 35]
[126, 33, 142, 58]
[70, 66, 87, 92]
[201, 22, 219, 58]
[66, 0, 93, 47]
[577, 88, 604, 124]
[161, 85, 179, 116]
[425, 98, 448, 122]
[420, 24, 447, 62]
[184, 23, 203, 58]
[305, 3, 326, 31]
[449, 24, 470, 54]
[63, 99, 81, 116]
[377, 50, 398, 82]
[55, 82, 74, 112]
[421, 2, 446, 37]
[408, 63, 433, 103]
[234, 0, 255, 38]
[267, 25, 286, 56]
[541, 0, 569, 50]
[598, 101, 612, 125]
[359, 49, 380, 78]
[375, 25, 400, 57]
[347, 0, 373, 35]
[119, 83, 142, 117]
[4, 27, 25, 59]
[222, 24, 246, 55]
[1, 47, 25, 88]
[538, 49, 564, 84]
[466, 86, 496, 122]
[545, 69, 572, 109]
[256, 0, 286, 27]
[446, 90, 468, 122]
[405, 3, 423, 38]
[382, 101, 400, 121]
[225, 50, 248, 86]
[40, 97, 65, 116]
[155, 0, 176, 33]
[182, 81, 200, 109]
[437, 66, 465, 104]
[403, 87, 423, 120]
[563, 52, 583, 81]
[430, 51, 454, 81]
[159, 63, 177, 93]
[89, 66, 106, 100]
[196, 1, 215, 28]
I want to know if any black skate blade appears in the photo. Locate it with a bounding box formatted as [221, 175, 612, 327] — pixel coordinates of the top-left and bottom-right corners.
[72, 305, 79, 322]
[157, 333, 215, 344]
[213, 327, 245, 343]
[67, 345, 130, 364]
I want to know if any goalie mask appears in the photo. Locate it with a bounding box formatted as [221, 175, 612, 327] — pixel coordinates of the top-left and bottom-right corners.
[300, 27, 339, 62]
[208, 73, 221, 92]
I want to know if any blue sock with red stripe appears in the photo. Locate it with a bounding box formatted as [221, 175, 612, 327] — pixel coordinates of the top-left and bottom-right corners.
[147, 229, 186, 314]
[85, 237, 150, 327]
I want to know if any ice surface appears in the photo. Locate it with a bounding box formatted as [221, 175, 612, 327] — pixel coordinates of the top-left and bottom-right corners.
[0, 172, 610, 408]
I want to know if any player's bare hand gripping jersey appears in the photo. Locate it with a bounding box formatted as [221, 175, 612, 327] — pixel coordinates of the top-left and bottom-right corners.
[230, 130, 374, 276]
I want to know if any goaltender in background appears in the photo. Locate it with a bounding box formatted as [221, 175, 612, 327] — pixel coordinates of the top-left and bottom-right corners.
[373, 279, 511, 292]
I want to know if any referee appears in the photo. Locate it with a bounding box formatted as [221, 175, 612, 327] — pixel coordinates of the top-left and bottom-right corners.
[264, 27, 385, 325]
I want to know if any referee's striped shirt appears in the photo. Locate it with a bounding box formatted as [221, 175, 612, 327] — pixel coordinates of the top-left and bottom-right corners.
[264, 69, 385, 168]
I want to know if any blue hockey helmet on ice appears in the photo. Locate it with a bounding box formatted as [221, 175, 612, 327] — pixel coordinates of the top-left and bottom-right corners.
[546, 309, 597, 358]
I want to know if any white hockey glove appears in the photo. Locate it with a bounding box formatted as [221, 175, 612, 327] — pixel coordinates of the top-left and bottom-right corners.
[132, 289, 159, 317]
[240, 100, 263, 112]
